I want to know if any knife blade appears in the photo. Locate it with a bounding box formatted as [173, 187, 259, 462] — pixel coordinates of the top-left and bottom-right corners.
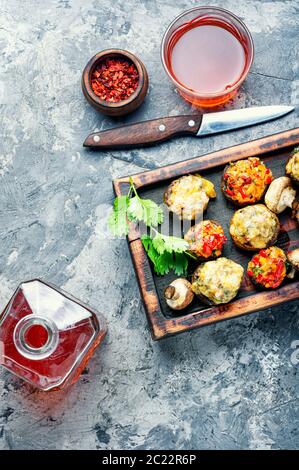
[83, 105, 294, 150]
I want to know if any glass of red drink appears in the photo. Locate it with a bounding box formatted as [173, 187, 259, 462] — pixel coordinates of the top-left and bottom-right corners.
[0, 279, 107, 391]
[161, 7, 254, 108]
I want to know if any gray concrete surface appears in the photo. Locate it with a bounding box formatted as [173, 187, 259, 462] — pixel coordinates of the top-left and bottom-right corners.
[0, 0, 298, 450]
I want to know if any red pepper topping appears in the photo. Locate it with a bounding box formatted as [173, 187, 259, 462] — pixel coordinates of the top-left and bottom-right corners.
[189, 222, 226, 258]
[91, 58, 139, 103]
[247, 247, 287, 289]
[243, 176, 252, 184]
[239, 188, 247, 199]
[225, 188, 234, 196]
[223, 158, 273, 204]
[259, 250, 267, 257]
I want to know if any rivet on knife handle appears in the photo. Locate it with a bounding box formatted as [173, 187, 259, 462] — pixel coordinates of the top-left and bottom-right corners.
[83, 115, 203, 149]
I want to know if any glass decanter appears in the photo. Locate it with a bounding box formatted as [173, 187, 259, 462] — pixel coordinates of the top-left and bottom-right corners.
[0, 279, 107, 391]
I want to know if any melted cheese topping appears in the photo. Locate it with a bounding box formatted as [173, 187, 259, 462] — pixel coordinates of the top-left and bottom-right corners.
[192, 257, 244, 304]
[286, 151, 299, 182]
[230, 205, 279, 249]
[165, 175, 215, 220]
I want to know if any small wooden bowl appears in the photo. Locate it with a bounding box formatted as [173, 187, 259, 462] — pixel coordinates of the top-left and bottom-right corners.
[82, 49, 149, 117]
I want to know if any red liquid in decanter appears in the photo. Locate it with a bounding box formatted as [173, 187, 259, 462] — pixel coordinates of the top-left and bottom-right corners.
[167, 17, 250, 106]
[0, 280, 107, 391]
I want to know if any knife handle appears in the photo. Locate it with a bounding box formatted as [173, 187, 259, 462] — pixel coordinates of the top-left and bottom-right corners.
[83, 114, 203, 149]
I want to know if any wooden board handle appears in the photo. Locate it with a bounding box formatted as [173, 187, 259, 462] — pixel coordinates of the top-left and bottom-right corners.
[83, 114, 203, 150]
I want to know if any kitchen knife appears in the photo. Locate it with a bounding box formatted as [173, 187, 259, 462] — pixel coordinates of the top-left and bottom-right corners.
[83, 105, 294, 150]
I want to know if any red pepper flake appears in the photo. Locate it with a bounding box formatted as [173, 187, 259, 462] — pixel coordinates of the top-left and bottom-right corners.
[225, 187, 234, 196]
[243, 176, 252, 184]
[91, 58, 139, 103]
[239, 187, 247, 199]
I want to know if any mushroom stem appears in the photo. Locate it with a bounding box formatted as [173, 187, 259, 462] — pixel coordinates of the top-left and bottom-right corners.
[164, 285, 178, 300]
[164, 278, 194, 310]
[281, 187, 296, 209]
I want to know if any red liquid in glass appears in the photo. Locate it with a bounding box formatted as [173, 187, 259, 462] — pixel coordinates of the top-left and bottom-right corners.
[25, 324, 49, 349]
[167, 17, 250, 105]
[0, 280, 107, 391]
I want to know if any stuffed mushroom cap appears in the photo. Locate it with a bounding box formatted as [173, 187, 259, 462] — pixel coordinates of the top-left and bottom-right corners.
[184, 220, 227, 260]
[222, 157, 273, 206]
[192, 257, 244, 305]
[247, 246, 287, 289]
[230, 204, 280, 251]
[286, 148, 299, 184]
[164, 175, 216, 220]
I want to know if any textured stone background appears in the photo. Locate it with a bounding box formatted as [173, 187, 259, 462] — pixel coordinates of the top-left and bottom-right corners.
[0, 0, 298, 450]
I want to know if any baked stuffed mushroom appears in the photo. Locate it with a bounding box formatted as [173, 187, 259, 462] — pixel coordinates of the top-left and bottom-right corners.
[164, 174, 216, 220]
[247, 246, 287, 289]
[222, 157, 273, 206]
[184, 220, 227, 260]
[191, 257, 244, 305]
[286, 148, 299, 185]
[230, 204, 280, 251]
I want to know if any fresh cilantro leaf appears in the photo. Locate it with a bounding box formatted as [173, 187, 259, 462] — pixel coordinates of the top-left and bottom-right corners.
[142, 232, 189, 276]
[108, 195, 130, 237]
[109, 182, 188, 276]
[172, 252, 189, 276]
[141, 234, 152, 251]
[141, 235, 159, 265]
[155, 251, 173, 275]
[151, 233, 166, 255]
[152, 232, 188, 254]
[127, 196, 163, 227]
[161, 235, 189, 253]
[127, 196, 144, 222]
[141, 199, 164, 227]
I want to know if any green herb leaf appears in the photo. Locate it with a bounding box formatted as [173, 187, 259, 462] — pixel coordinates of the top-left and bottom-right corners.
[108, 195, 130, 237]
[172, 252, 189, 276]
[141, 199, 164, 227]
[127, 196, 144, 222]
[141, 235, 159, 265]
[128, 196, 163, 227]
[253, 266, 263, 276]
[155, 251, 173, 275]
[152, 232, 189, 254]
[142, 233, 189, 276]
[109, 182, 188, 277]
